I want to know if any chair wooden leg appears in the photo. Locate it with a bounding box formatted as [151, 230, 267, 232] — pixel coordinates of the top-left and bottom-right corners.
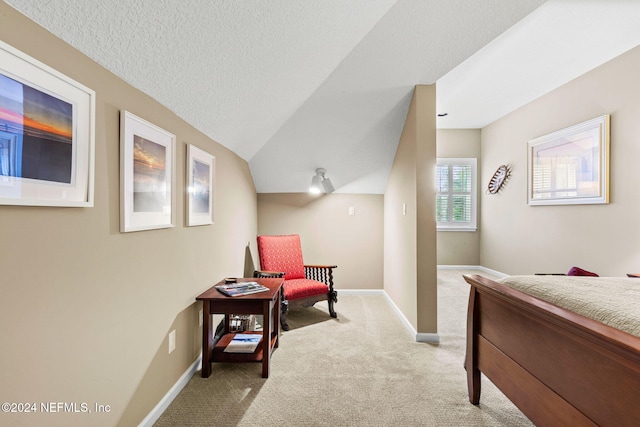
[328, 300, 336, 318]
[280, 299, 289, 331]
[328, 290, 338, 318]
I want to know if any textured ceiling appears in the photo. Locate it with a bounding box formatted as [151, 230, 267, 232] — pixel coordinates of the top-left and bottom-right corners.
[6, 1, 640, 194]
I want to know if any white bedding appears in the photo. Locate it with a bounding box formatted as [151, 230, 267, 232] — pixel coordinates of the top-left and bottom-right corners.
[497, 275, 640, 338]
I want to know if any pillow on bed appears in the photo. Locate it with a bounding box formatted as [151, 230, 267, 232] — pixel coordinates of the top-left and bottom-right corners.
[567, 266, 599, 277]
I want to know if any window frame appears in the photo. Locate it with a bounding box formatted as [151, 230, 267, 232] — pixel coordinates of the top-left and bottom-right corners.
[436, 158, 477, 232]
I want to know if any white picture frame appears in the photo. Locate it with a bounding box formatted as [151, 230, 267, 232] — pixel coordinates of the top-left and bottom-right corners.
[120, 110, 176, 232]
[0, 40, 95, 207]
[528, 115, 610, 206]
[186, 144, 214, 226]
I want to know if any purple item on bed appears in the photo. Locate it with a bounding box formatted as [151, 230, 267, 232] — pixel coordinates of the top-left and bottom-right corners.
[567, 266, 599, 277]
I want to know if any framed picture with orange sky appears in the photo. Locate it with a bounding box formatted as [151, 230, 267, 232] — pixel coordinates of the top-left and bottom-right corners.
[0, 40, 95, 207]
[120, 110, 176, 232]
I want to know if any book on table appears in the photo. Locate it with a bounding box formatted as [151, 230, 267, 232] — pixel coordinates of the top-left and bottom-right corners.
[224, 333, 263, 353]
[215, 281, 269, 297]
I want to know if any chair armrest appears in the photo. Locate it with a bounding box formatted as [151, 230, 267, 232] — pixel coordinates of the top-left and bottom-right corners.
[253, 270, 285, 278]
[304, 265, 337, 290]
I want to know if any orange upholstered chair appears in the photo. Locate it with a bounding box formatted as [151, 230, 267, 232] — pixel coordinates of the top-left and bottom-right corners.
[256, 234, 337, 330]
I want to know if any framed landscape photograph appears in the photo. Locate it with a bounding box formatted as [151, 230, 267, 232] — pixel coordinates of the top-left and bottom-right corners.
[528, 114, 610, 206]
[120, 110, 176, 232]
[186, 144, 214, 226]
[0, 40, 95, 207]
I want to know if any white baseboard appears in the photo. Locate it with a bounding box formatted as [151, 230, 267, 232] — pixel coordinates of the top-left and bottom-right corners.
[379, 291, 441, 344]
[138, 354, 201, 427]
[340, 266, 508, 344]
[437, 265, 508, 278]
[437, 264, 481, 270]
[416, 333, 440, 344]
[338, 289, 385, 295]
[335, 289, 428, 342]
[477, 266, 509, 278]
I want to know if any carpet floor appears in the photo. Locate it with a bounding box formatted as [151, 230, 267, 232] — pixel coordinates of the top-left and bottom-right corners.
[154, 269, 533, 426]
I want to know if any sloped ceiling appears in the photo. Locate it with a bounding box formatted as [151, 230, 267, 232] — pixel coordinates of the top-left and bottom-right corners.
[6, 1, 640, 194]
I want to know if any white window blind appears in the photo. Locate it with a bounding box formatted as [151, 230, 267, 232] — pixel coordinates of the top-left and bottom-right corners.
[436, 158, 477, 231]
[532, 155, 580, 199]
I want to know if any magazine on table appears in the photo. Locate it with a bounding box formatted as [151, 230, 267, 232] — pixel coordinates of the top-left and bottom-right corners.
[224, 333, 263, 353]
[215, 281, 269, 297]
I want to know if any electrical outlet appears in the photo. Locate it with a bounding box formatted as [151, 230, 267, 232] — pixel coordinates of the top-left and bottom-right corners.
[403, 203, 407, 215]
[348, 206, 355, 216]
[168, 330, 176, 354]
[199, 309, 203, 327]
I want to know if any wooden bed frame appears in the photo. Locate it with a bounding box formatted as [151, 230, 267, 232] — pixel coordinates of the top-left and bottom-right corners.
[463, 274, 640, 426]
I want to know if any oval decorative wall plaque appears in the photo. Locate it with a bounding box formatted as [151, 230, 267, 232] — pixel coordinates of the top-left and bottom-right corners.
[487, 164, 511, 194]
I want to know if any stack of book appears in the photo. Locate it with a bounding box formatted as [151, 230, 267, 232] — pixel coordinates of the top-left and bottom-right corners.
[215, 281, 269, 297]
[229, 314, 255, 332]
[223, 333, 262, 353]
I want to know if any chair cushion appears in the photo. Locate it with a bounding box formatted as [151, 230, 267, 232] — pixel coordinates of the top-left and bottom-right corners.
[257, 234, 305, 280]
[283, 278, 328, 300]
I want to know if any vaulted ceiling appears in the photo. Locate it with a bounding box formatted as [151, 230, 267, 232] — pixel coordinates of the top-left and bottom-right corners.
[7, 1, 640, 193]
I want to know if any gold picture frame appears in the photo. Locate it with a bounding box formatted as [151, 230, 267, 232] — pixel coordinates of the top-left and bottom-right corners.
[528, 115, 610, 206]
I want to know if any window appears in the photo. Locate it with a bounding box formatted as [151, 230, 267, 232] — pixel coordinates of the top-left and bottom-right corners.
[436, 158, 477, 231]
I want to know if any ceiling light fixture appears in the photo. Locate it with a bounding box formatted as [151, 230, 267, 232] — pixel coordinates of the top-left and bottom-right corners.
[310, 173, 323, 194]
[309, 168, 335, 194]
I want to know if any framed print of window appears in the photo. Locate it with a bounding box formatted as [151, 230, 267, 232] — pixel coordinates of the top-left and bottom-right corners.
[528, 115, 609, 206]
[436, 158, 477, 231]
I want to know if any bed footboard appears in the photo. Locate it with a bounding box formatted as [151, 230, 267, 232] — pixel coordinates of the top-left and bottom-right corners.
[463, 274, 640, 427]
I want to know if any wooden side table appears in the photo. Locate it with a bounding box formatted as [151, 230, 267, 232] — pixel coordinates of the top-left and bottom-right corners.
[196, 277, 284, 378]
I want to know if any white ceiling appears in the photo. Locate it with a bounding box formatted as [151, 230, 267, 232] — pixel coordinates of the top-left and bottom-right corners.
[7, 0, 640, 194]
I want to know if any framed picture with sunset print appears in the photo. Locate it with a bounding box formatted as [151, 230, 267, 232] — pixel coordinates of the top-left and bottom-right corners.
[528, 114, 610, 206]
[186, 144, 214, 226]
[120, 110, 176, 232]
[0, 40, 95, 207]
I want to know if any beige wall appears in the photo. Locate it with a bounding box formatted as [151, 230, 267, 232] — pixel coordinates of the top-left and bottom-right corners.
[384, 85, 437, 336]
[257, 193, 383, 289]
[481, 44, 640, 276]
[436, 129, 481, 266]
[0, 5, 257, 427]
